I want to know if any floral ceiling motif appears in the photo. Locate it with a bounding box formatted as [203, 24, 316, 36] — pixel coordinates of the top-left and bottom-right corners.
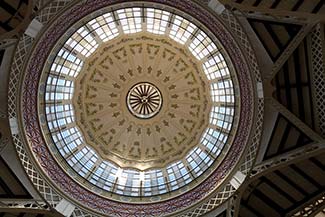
[74, 34, 211, 170]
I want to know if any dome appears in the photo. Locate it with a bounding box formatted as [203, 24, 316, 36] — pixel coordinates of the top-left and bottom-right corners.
[19, 0, 260, 216]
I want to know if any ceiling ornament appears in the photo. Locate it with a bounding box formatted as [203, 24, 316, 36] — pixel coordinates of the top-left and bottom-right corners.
[126, 82, 163, 119]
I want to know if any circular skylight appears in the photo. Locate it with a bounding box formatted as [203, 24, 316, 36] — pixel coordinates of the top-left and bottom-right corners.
[40, 6, 238, 200]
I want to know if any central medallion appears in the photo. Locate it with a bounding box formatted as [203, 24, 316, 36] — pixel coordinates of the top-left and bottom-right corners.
[127, 82, 162, 119]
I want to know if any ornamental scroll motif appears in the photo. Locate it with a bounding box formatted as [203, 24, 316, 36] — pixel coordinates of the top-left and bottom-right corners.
[73, 34, 211, 170]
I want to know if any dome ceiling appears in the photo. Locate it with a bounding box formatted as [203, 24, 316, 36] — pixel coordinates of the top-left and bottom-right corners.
[40, 5, 239, 200]
[17, 0, 260, 216]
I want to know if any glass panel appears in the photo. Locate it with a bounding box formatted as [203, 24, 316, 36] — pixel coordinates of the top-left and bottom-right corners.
[87, 12, 119, 42]
[201, 128, 227, 155]
[186, 147, 212, 177]
[210, 79, 234, 103]
[65, 27, 98, 57]
[203, 51, 229, 80]
[209, 106, 234, 131]
[189, 30, 217, 60]
[169, 15, 197, 44]
[116, 8, 142, 34]
[146, 8, 170, 35]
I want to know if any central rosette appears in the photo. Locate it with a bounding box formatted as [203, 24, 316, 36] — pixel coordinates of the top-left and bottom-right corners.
[73, 33, 211, 170]
[127, 82, 162, 119]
